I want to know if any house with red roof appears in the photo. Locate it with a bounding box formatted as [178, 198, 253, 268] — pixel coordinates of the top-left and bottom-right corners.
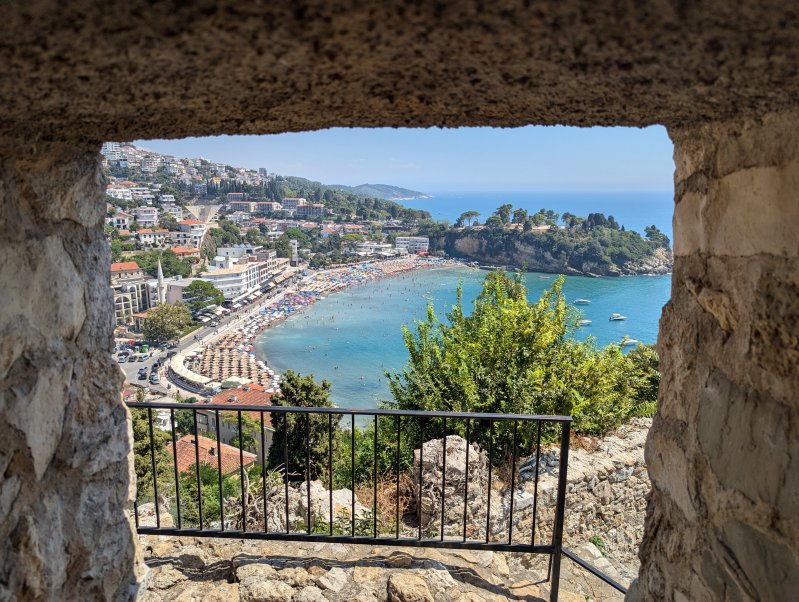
[110, 261, 143, 280]
[196, 384, 276, 458]
[166, 434, 257, 475]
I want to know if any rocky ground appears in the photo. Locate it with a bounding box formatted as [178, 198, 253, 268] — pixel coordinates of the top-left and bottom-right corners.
[137, 419, 651, 600]
[138, 535, 624, 601]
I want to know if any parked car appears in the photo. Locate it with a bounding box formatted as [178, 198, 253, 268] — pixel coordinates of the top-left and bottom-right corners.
[149, 375, 160, 385]
[117, 353, 129, 363]
[127, 355, 138, 362]
[137, 372, 147, 380]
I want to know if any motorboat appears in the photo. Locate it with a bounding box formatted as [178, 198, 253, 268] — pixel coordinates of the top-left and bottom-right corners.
[578, 319, 592, 326]
[573, 298, 591, 305]
[621, 338, 640, 346]
[609, 313, 627, 321]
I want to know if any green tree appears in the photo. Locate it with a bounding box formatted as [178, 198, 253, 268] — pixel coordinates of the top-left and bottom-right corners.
[223, 412, 260, 452]
[485, 215, 503, 229]
[458, 210, 480, 227]
[131, 408, 172, 503]
[143, 303, 193, 344]
[496, 204, 513, 225]
[183, 280, 225, 313]
[512, 208, 528, 224]
[267, 370, 334, 480]
[387, 273, 657, 460]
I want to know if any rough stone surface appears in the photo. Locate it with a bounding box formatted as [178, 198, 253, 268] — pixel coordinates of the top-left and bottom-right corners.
[1, 2, 799, 151]
[0, 148, 142, 600]
[138, 535, 620, 601]
[1, 5, 797, 602]
[631, 111, 799, 601]
[387, 574, 434, 602]
[413, 435, 491, 538]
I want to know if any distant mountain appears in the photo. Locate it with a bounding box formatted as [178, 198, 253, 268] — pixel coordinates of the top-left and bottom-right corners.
[330, 183, 431, 200]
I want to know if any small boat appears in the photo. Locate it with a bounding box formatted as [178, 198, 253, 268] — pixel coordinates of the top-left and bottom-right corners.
[578, 319, 592, 326]
[609, 313, 627, 321]
[573, 299, 591, 305]
[621, 338, 640, 346]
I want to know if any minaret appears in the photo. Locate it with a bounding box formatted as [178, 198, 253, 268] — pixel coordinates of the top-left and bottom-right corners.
[156, 258, 166, 305]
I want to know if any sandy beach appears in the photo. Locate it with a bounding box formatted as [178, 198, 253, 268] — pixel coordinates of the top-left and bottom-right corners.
[183, 256, 456, 392]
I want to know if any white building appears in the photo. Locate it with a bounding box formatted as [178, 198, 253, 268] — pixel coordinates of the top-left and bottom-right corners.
[160, 194, 176, 204]
[203, 261, 267, 302]
[174, 219, 207, 247]
[395, 236, 430, 254]
[136, 228, 170, 247]
[294, 203, 325, 219]
[101, 142, 122, 161]
[106, 186, 132, 201]
[355, 241, 394, 256]
[161, 203, 183, 221]
[148, 275, 201, 306]
[107, 211, 133, 230]
[131, 207, 160, 227]
[280, 197, 306, 212]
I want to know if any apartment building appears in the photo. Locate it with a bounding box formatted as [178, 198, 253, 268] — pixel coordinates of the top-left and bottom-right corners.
[395, 236, 430, 254]
[203, 261, 267, 301]
[131, 206, 159, 227]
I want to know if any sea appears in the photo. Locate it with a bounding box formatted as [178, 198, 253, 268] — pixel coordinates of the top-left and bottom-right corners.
[256, 267, 671, 410]
[256, 190, 674, 409]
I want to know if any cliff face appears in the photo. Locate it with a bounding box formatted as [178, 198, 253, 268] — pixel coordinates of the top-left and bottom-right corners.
[450, 233, 673, 276]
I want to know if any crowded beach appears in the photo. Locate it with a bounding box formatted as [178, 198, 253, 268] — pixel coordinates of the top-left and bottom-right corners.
[181, 256, 455, 393]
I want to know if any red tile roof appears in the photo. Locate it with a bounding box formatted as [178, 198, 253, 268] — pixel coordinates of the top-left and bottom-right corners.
[211, 385, 274, 426]
[166, 434, 257, 475]
[172, 246, 200, 255]
[110, 261, 140, 272]
[179, 219, 203, 225]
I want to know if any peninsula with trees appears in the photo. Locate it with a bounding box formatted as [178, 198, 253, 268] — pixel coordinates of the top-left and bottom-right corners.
[425, 204, 673, 276]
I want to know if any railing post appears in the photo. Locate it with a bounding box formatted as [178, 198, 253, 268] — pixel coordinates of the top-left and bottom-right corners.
[549, 420, 570, 602]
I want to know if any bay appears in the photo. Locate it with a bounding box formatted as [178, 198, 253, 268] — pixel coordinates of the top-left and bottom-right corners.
[256, 266, 671, 410]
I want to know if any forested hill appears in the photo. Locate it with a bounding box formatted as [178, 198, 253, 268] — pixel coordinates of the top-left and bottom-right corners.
[437, 206, 673, 276]
[331, 183, 431, 200]
[282, 177, 427, 201]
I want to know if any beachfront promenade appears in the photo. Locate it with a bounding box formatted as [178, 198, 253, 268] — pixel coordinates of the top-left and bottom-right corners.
[165, 256, 451, 396]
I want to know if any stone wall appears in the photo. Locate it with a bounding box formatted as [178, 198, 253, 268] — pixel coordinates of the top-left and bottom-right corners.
[0, 144, 142, 600]
[414, 421, 651, 585]
[631, 110, 799, 601]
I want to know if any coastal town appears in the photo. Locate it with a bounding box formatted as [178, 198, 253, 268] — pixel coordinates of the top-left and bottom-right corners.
[104, 142, 444, 453]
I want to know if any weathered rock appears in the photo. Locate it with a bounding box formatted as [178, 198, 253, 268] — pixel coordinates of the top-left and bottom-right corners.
[412, 436, 490, 538]
[241, 579, 295, 602]
[292, 585, 327, 602]
[137, 503, 174, 528]
[316, 566, 348, 592]
[387, 574, 433, 602]
[298, 480, 370, 529]
[278, 567, 315, 588]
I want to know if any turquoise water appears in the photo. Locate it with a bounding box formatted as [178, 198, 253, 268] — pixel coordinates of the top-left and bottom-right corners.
[401, 191, 674, 238]
[256, 266, 671, 409]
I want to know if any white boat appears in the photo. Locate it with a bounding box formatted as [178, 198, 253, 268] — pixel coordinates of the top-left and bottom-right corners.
[621, 338, 640, 346]
[609, 313, 627, 321]
[578, 319, 592, 326]
[573, 298, 591, 305]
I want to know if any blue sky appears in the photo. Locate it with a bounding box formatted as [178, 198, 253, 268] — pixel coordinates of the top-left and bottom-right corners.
[135, 126, 673, 193]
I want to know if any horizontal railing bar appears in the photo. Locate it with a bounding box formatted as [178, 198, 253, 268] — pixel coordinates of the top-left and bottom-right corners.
[126, 401, 572, 422]
[135, 527, 556, 553]
[562, 547, 628, 594]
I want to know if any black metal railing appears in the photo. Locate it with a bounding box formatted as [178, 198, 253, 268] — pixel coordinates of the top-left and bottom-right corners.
[128, 401, 573, 600]
[562, 547, 629, 595]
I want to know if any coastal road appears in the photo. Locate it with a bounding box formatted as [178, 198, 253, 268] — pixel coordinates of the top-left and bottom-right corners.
[119, 275, 303, 396]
